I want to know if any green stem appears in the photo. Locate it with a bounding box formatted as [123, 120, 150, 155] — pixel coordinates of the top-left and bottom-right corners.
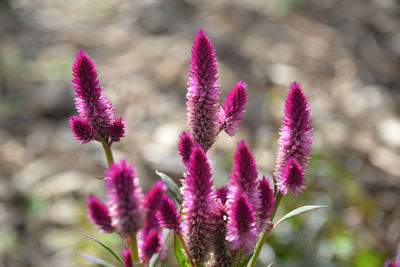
[101, 140, 114, 166]
[127, 234, 141, 266]
[178, 233, 196, 267]
[232, 249, 241, 267]
[247, 192, 283, 267]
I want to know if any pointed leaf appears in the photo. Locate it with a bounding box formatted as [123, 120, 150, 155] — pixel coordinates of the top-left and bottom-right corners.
[156, 171, 181, 204]
[77, 252, 115, 267]
[240, 253, 254, 267]
[174, 234, 190, 267]
[81, 233, 123, 263]
[274, 205, 327, 228]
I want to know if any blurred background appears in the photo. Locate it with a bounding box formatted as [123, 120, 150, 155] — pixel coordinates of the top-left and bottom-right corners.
[1, 0, 399, 266]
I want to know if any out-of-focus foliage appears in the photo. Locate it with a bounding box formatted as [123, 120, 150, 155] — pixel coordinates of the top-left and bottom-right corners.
[0, 0, 399, 266]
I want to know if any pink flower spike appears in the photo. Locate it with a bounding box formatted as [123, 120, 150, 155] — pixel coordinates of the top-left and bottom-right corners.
[279, 158, 305, 195]
[216, 186, 229, 205]
[227, 191, 258, 255]
[69, 116, 94, 144]
[257, 176, 276, 230]
[186, 29, 221, 152]
[156, 196, 181, 233]
[106, 159, 144, 238]
[142, 181, 167, 236]
[72, 49, 114, 139]
[218, 81, 248, 136]
[87, 194, 114, 233]
[229, 140, 260, 212]
[182, 143, 218, 263]
[179, 131, 194, 166]
[139, 228, 162, 264]
[274, 82, 313, 187]
[122, 247, 132, 267]
[109, 116, 126, 143]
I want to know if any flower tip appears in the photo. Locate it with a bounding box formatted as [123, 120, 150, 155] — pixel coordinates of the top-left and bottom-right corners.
[290, 81, 301, 90]
[179, 131, 194, 165]
[122, 247, 132, 267]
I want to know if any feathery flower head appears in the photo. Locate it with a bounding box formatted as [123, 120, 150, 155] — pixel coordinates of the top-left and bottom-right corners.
[109, 116, 126, 143]
[142, 181, 167, 236]
[157, 196, 181, 233]
[229, 140, 260, 211]
[280, 157, 305, 195]
[210, 200, 232, 267]
[274, 82, 312, 188]
[122, 247, 132, 267]
[227, 191, 259, 254]
[72, 49, 114, 138]
[216, 186, 229, 205]
[87, 194, 114, 233]
[179, 131, 194, 166]
[139, 228, 162, 263]
[217, 81, 248, 136]
[186, 29, 221, 152]
[257, 176, 275, 229]
[69, 115, 95, 144]
[182, 143, 218, 263]
[105, 159, 144, 238]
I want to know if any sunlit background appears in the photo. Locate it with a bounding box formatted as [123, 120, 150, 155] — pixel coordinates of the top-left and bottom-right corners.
[1, 0, 399, 266]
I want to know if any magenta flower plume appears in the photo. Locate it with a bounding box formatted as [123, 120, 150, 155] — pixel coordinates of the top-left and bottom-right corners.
[72, 49, 114, 138]
[105, 159, 144, 238]
[182, 143, 218, 263]
[157, 196, 181, 233]
[139, 228, 162, 263]
[186, 29, 221, 152]
[280, 158, 305, 195]
[227, 191, 258, 254]
[274, 82, 313, 189]
[257, 176, 276, 229]
[179, 131, 194, 166]
[87, 194, 114, 233]
[142, 181, 167, 235]
[122, 247, 132, 267]
[216, 186, 229, 205]
[218, 81, 248, 136]
[229, 140, 260, 212]
[109, 116, 126, 143]
[69, 115, 95, 144]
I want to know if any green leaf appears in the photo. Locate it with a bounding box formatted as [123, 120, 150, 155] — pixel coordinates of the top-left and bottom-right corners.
[174, 234, 190, 267]
[81, 233, 123, 263]
[274, 205, 327, 228]
[156, 171, 181, 204]
[240, 253, 253, 266]
[77, 252, 115, 267]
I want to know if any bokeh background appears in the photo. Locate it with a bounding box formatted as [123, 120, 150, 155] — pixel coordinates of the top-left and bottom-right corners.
[1, 0, 400, 266]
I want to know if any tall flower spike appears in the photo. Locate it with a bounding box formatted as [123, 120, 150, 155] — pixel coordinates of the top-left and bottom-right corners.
[229, 140, 260, 212]
[274, 82, 313, 188]
[106, 159, 144, 238]
[186, 29, 221, 152]
[69, 116, 95, 144]
[72, 49, 114, 138]
[122, 247, 132, 267]
[109, 116, 126, 143]
[217, 81, 248, 136]
[182, 143, 218, 263]
[257, 176, 276, 230]
[142, 181, 167, 235]
[280, 158, 305, 195]
[210, 200, 232, 267]
[179, 131, 194, 166]
[157, 196, 181, 233]
[227, 191, 258, 255]
[139, 228, 162, 264]
[87, 194, 114, 233]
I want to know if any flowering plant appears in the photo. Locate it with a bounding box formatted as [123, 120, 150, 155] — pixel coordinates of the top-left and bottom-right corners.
[70, 29, 325, 267]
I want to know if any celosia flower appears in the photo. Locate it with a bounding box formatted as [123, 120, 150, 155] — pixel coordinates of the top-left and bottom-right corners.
[274, 82, 312, 190]
[216, 186, 229, 205]
[86, 194, 114, 233]
[72, 49, 114, 138]
[179, 131, 194, 166]
[229, 140, 260, 212]
[227, 191, 258, 254]
[106, 159, 144, 238]
[142, 181, 167, 235]
[109, 116, 126, 143]
[182, 143, 218, 263]
[217, 81, 248, 136]
[69, 116, 94, 144]
[280, 158, 305, 195]
[157, 196, 181, 233]
[139, 228, 162, 264]
[257, 176, 275, 229]
[186, 29, 221, 152]
[122, 247, 132, 267]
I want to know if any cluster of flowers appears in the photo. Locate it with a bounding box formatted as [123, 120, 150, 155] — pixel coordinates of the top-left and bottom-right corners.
[69, 29, 313, 267]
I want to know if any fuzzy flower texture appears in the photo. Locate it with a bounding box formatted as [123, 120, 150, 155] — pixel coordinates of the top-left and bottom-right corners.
[70, 49, 125, 144]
